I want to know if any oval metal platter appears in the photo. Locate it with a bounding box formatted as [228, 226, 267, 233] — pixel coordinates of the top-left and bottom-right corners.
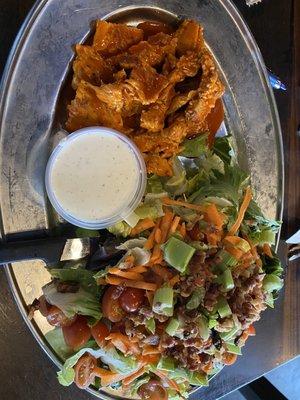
[0, 0, 284, 399]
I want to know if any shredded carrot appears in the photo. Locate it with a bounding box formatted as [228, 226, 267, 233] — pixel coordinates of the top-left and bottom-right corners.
[152, 370, 181, 392]
[228, 187, 252, 236]
[169, 215, 181, 235]
[169, 275, 180, 287]
[144, 228, 156, 250]
[139, 354, 160, 365]
[130, 218, 155, 237]
[155, 227, 162, 244]
[146, 290, 154, 306]
[142, 345, 160, 355]
[179, 222, 186, 237]
[247, 324, 256, 336]
[106, 333, 140, 355]
[202, 360, 213, 374]
[206, 232, 220, 246]
[226, 245, 243, 260]
[122, 367, 145, 386]
[144, 218, 161, 250]
[129, 265, 148, 274]
[97, 278, 107, 285]
[160, 210, 174, 243]
[107, 268, 144, 281]
[263, 243, 273, 258]
[150, 243, 162, 264]
[162, 197, 204, 212]
[204, 203, 224, 230]
[93, 367, 121, 386]
[105, 275, 157, 291]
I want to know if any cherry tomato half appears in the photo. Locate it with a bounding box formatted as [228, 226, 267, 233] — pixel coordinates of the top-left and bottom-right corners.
[46, 305, 76, 327]
[91, 321, 110, 347]
[62, 316, 91, 350]
[119, 288, 145, 313]
[102, 286, 126, 322]
[74, 353, 97, 389]
[138, 379, 168, 400]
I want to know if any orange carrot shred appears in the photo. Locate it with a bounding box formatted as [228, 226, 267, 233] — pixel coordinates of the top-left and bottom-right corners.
[263, 243, 273, 258]
[152, 370, 181, 392]
[179, 222, 186, 237]
[162, 197, 204, 212]
[122, 367, 145, 386]
[107, 268, 144, 281]
[150, 243, 162, 264]
[105, 275, 157, 291]
[129, 265, 148, 273]
[130, 218, 155, 237]
[160, 210, 174, 243]
[228, 187, 252, 236]
[155, 228, 162, 244]
[169, 215, 181, 235]
[97, 278, 107, 285]
[146, 290, 154, 306]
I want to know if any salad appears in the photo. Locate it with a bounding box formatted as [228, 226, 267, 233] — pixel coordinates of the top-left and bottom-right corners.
[30, 134, 283, 399]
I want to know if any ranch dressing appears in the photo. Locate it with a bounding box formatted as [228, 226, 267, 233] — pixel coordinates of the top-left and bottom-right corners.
[47, 128, 145, 226]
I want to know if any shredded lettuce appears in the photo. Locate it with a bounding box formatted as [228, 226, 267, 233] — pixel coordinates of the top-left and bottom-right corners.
[180, 134, 208, 158]
[189, 165, 249, 207]
[45, 328, 73, 361]
[213, 135, 235, 165]
[58, 346, 138, 386]
[43, 282, 101, 321]
[108, 221, 131, 237]
[49, 267, 100, 297]
[147, 174, 164, 193]
[136, 199, 164, 220]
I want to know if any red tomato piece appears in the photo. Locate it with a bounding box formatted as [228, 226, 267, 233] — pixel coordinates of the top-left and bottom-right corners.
[62, 316, 91, 350]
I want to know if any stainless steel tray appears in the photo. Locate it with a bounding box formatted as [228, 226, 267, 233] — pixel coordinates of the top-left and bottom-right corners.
[0, 1, 284, 399]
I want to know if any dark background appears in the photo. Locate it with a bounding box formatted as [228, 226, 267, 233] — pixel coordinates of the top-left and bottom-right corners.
[0, 0, 299, 399]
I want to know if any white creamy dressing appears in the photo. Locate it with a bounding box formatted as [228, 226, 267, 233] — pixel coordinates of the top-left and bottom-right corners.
[50, 132, 139, 222]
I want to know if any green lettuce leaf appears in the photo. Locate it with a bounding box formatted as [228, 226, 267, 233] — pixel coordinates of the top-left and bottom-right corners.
[147, 174, 164, 194]
[213, 135, 235, 165]
[108, 221, 131, 237]
[136, 199, 164, 220]
[45, 328, 73, 361]
[180, 134, 208, 158]
[58, 346, 138, 386]
[49, 267, 100, 297]
[43, 282, 101, 321]
[189, 165, 249, 207]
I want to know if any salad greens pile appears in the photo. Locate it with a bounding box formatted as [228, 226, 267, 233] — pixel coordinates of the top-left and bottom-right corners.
[34, 134, 283, 400]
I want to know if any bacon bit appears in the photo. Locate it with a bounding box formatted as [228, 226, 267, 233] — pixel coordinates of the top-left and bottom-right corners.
[169, 275, 180, 287]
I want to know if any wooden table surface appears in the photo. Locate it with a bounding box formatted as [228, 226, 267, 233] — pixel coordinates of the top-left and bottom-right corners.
[0, 0, 299, 399]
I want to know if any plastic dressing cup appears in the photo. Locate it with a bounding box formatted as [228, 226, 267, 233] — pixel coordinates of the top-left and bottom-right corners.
[45, 127, 146, 229]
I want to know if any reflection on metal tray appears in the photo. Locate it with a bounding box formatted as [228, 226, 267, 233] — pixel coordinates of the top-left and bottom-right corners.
[0, 1, 283, 399]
